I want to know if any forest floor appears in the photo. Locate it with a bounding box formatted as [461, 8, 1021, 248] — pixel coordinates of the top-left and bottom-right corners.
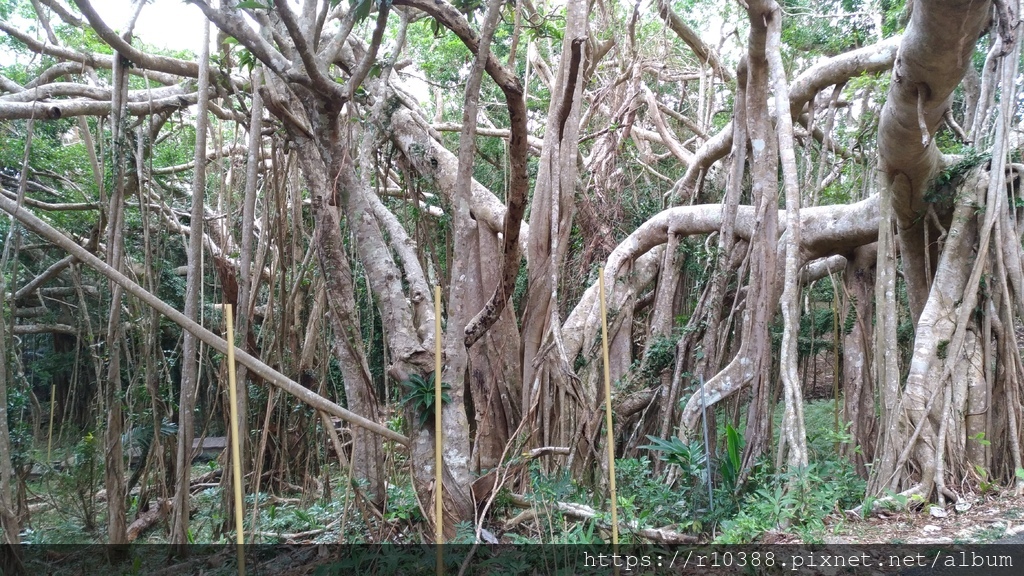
[816, 489, 1024, 544]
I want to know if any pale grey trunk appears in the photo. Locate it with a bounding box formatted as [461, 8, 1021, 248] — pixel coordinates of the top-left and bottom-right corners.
[103, 47, 131, 547]
[521, 0, 590, 470]
[292, 128, 386, 503]
[732, 1, 779, 469]
[170, 19, 210, 550]
[761, 0, 808, 469]
[233, 66, 263, 493]
[0, 120, 30, 548]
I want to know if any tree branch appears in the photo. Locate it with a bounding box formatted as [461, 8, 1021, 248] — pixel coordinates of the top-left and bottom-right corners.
[0, 192, 410, 446]
[0, 93, 199, 120]
[274, 0, 347, 104]
[669, 35, 900, 204]
[656, 0, 733, 82]
[344, 4, 391, 101]
[71, 0, 203, 78]
[185, 0, 294, 79]
[391, 0, 528, 349]
[0, 82, 189, 103]
[0, 19, 179, 85]
[642, 83, 694, 166]
[12, 323, 76, 334]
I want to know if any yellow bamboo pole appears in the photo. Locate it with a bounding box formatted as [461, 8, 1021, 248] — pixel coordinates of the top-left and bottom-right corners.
[46, 383, 55, 464]
[598, 267, 619, 547]
[225, 304, 245, 575]
[434, 286, 444, 572]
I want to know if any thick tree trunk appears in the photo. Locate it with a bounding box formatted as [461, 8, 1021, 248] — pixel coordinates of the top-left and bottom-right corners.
[463, 227, 521, 472]
[520, 0, 590, 471]
[386, 97, 523, 484]
[868, 0, 1022, 504]
[732, 0, 780, 471]
[423, 0, 508, 537]
[761, 0, 809, 469]
[295, 131, 386, 503]
[314, 204, 385, 503]
[871, 176, 980, 499]
[842, 244, 877, 476]
[878, 0, 990, 322]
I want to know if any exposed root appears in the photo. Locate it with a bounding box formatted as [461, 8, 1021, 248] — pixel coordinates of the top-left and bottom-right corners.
[847, 484, 928, 518]
[507, 493, 698, 543]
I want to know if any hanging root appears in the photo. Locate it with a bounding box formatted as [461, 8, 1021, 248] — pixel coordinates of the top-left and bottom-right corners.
[993, 0, 1020, 56]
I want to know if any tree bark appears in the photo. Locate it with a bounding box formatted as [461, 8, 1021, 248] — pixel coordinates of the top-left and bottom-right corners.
[877, 0, 990, 322]
[520, 0, 590, 471]
[296, 128, 386, 503]
[171, 19, 211, 552]
[842, 244, 877, 476]
[760, 0, 809, 469]
[102, 38, 131, 548]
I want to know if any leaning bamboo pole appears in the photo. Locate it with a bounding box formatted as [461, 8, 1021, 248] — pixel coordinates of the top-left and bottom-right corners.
[0, 193, 408, 447]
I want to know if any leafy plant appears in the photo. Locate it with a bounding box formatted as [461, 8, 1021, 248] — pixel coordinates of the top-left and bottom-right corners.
[449, 521, 477, 544]
[640, 335, 677, 380]
[719, 423, 743, 493]
[970, 432, 991, 447]
[641, 435, 706, 479]
[613, 458, 686, 528]
[53, 432, 101, 532]
[399, 372, 451, 427]
[123, 419, 179, 497]
[122, 420, 178, 460]
[384, 481, 424, 524]
[974, 464, 995, 494]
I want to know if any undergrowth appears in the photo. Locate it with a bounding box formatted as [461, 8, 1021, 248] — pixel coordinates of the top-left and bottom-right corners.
[22, 401, 865, 545]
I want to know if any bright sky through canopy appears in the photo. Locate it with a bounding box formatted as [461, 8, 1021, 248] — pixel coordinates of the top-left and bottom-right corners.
[96, 0, 206, 54]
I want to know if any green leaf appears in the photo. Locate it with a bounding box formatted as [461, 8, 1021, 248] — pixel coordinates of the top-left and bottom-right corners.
[640, 435, 706, 477]
[235, 1, 270, 9]
[238, 49, 255, 73]
[400, 372, 452, 428]
[350, 0, 373, 24]
[720, 423, 744, 492]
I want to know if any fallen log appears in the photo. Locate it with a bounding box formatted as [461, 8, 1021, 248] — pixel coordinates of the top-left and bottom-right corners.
[506, 493, 698, 544]
[127, 498, 171, 542]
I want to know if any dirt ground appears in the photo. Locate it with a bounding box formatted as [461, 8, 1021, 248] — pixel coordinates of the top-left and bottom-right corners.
[814, 489, 1024, 544]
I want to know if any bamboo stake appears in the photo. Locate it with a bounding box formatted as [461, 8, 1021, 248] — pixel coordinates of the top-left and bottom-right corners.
[225, 304, 245, 575]
[598, 268, 619, 546]
[46, 383, 55, 464]
[434, 285, 444, 570]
